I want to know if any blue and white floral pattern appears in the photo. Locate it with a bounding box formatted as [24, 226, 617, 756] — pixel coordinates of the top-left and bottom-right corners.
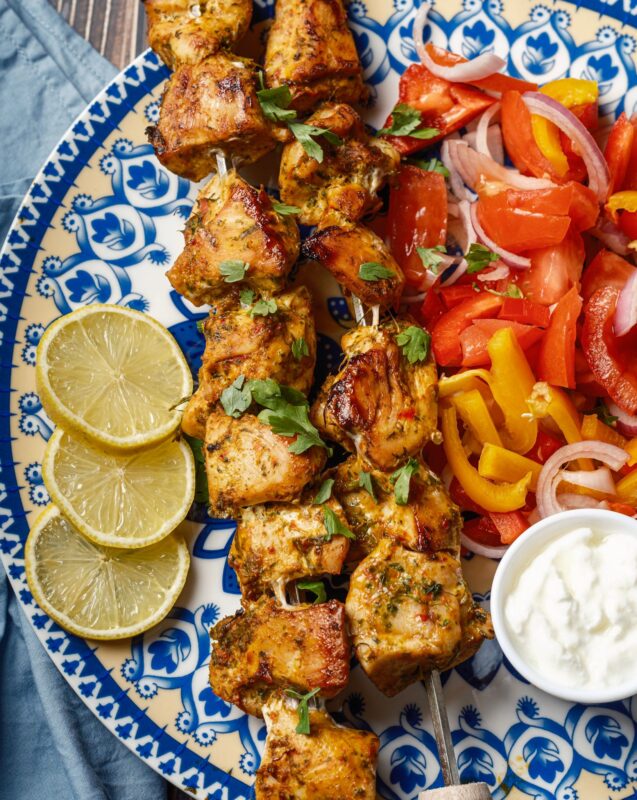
[1, 3, 637, 798]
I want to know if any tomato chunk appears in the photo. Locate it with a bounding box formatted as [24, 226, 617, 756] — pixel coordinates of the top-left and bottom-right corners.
[476, 195, 570, 253]
[418, 287, 445, 329]
[581, 249, 635, 300]
[440, 285, 479, 309]
[604, 112, 635, 195]
[526, 430, 564, 464]
[536, 286, 582, 389]
[460, 319, 544, 366]
[498, 297, 551, 328]
[432, 294, 503, 366]
[501, 90, 560, 180]
[463, 516, 503, 549]
[519, 231, 585, 306]
[568, 182, 599, 231]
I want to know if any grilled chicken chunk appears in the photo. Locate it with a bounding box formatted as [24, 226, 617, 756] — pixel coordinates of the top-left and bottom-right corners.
[256, 696, 379, 800]
[209, 597, 350, 717]
[264, 0, 368, 114]
[204, 408, 326, 517]
[144, 0, 252, 70]
[183, 287, 315, 439]
[303, 223, 404, 309]
[279, 103, 399, 226]
[229, 497, 351, 600]
[168, 171, 300, 306]
[311, 319, 438, 471]
[346, 538, 494, 696]
[148, 53, 278, 181]
[333, 455, 461, 561]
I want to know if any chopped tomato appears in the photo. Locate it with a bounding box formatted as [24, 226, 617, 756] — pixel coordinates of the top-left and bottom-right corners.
[489, 185, 573, 215]
[623, 117, 637, 191]
[501, 90, 560, 180]
[424, 45, 538, 94]
[459, 319, 544, 367]
[526, 430, 564, 464]
[431, 293, 503, 367]
[536, 286, 583, 389]
[384, 63, 495, 155]
[488, 511, 529, 544]
[440, 285, 479, 309]
[449, 478, 488, 515]
[568, 182, 599, 231]
[581, 249, 635, 300]
[604, 112, 635, 195]
[476, 195, 570, 253]
[519, 231, 585, 306]
[388, 166, 447, 287]
[571, 101, 598, 131]
[581, 287, 637, 414]
[618, 210, 637, 240]
[419, 287, 446, 329]
[463, 515, 502, 548]
[498, 297, 551, 327]
[606, 501, 637, 517]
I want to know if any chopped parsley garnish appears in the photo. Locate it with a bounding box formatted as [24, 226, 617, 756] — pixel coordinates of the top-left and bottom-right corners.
[416, 245, 446, 274]
[408, 156, 450, 177]
[313, 478, 334, 505]
[272, 200, 301, 216]
[378, 103, 439, 140]
[288, 122, 342, 164]
[358, 262, 396, 281]
[390, 458, 420, 505]
[285, 687, 321, 735]
[239, 288, 255, 307]
[220, 375, 252, 418]
[256, 79, 296, 123]
[196, 320, 205, 334]
[323, 506, 355, 540]
[423, 581, 443, 598]
[250, 298, 278, 317]
[465, 243, 499, 274]
[358, 470, 377, 502]
[183, 434, 208, 504]
[219, 259, 249, 283]
[395, 326, 431, 364]
[592, 400, 618, 426]
[297, 580, 327, 604]
[478, 282, 524, 299]
[292, 337, 309, 361]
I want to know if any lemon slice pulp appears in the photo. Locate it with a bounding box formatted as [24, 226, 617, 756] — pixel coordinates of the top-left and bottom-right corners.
[36, 304, 193, 451]
[25, 506, 190, 640]
[43, 428, 195, 548]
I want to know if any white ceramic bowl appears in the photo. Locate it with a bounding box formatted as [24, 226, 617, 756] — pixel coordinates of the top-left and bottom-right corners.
[490, 508, 637, 704]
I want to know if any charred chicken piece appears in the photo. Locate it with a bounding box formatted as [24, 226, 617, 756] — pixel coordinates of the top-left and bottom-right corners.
[209, 597, 350, 717]
[144, 0, 252, 70]
[229, 496, 351, 601]
[204, 407, 326, 517]
[303, 223, 404, 309]
[183, 287, 315, 440]
[311, 319, 438, 471]
[279, 103, 399, 226]
[264, 0, 368, 114]
[148, 53, 278, 181]
[255, 696, 379, 799]
[346, 538, 494, 696]
[333, 455, 461, 562]
[168, 171, 300, 306]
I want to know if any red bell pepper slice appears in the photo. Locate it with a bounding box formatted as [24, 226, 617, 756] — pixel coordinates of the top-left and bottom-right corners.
[581, 249, 635, 300]
[459, 319, 544, 367]
[431, 294, 503, 366]
[418, 288, 446, 330]
[498, 297, 551, 328]
[440, 285, 479, 309]
[488, 511, 530, 545]
[536, 286, 582, 389]
[525, 430, 564, 464]
[449, 477, 488, 515]
[463, 516, 503, 549]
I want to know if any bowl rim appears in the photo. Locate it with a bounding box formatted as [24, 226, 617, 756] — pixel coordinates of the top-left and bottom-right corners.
[490, 507, 637, 704]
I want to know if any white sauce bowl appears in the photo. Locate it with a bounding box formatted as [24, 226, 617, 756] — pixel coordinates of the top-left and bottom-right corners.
[491, 508, 637, 704]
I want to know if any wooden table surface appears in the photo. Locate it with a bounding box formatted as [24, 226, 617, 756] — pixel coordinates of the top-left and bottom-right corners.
[47, 2, 186, 798]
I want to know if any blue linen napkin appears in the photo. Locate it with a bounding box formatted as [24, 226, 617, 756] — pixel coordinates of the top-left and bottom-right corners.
[0, 3, 168, 798]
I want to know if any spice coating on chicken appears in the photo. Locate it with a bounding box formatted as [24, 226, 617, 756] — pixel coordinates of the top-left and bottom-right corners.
[332, 455, 461, 561]
[209, 597, 350, 717]
[144, 0, 252, 70]
[167, 171, 300, 306]
[311, 319, 438, 471]
[148, 54, 278, 181]
[204, 408, 326, 517]
[264, 0, 368, 113]
[229, 497, 350, 601]
[303, 223, 404, 309]
[255, 696, 379, 799]
[183, 287, 316, 440]
[346, 538, 494, 696]
[278, 103, 399, 226]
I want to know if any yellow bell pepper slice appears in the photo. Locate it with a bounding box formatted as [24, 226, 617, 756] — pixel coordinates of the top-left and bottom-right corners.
[616, 471, 637, 504]
[606, 190, 637, 222]
[531, 116, 569, 177]
[452, 389, 503, 447]
[478, 443, 542, 492]
[541, 78, 598, 107]
[625, 438, 637, 467]
[487, 327, 537, 455]
[441, 406, 531, 512]
[581, 414, 627, 448]
[439, 370, 492, 398]
[528, 382, 592, 470]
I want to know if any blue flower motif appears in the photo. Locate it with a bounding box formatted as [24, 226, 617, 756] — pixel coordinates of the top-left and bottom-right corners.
[523, 737, 565, 783]
[36, 275, 55, 298]
[29, 485, 49, 506]
[390, 745, 428, 793]
[404, 703, 423, 728]
[127, 160, 170, 200]
[121, 657, 138, 681]
[518, 696, 539, 718]
[461, 705, 482, 728]
[522, 32, 559, 75]
[584, 54, 619, 84]
[25, 323, 44, 345]
[200, 604, 220, 628]
[148, 247, 170, 265]
[65, 270, 111, 304]
[119, 293, 149, 312]
[198, 685, 232, 718]
[462, 21, 495, 58]
[585, 715, 629, 760]
[144, 100, 160, 124]
[24, 462, 42, 484]
[91, 212, 136, 250]
[147, 628, 191, 674]
[458, 747, 496, 785]
[239, 751, 257, 776]
[347, 692, 366, 717]
[559, 786, 578, 800]
[353, 30, 373, 69]
[19, 392, 41, 414]
[603, 771, 627, 790]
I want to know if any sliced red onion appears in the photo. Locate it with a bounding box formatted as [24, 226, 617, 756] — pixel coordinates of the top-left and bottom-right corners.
[614, 266, 637, 336]
[476, 262, 510, 281]
[461, 532, 508, 560]
[557, 493, 607, 510]
[441, 139, 472, 202]
[559, 467, 616, 495]
[590, 217, 632, 255]
[441, 200, 474, 286]
[412, 3, 432, 63]
[536, 440, 629, 518]
[447, 140, 555, 193]
[522, 92, 610, 200]
[418, 43, 505, 84]
[470, 202, 532, 269]
[476, 103, 502, 163]
[608, 400, 637, 437]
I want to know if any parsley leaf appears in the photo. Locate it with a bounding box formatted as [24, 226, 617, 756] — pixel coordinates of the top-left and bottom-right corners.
[390, 458, 419, 505]
[465, 243, 499, 274]
[250, 298, 278, 317]
[256, 80, 296, 123]
[219, 259, 249, 283]
[592, 400, 618, 426]
[358, 262, 396, 281]
[272, 200, 301, 216]
[479, 283, 525, 299]
[240, 288, 255, 307]
[285, 687, 321, 735]
[313, 478, 334, 505]
[323, 506, 355, 540]
[416, 245, 446, 274]
[288, 122, 342, 163]
[292, 337, 309, 361]
[196, 320, 205, 334]
[423, 581, 443, 598]
[395, 326, 431, 364]
[248, 379, 306, 408]
[297, 580, 327, 604]
[379, 103, 439, 140]
[220, 375, 252, 418]
[407, 156, 450, 177]
[358, 471, 377, 502]
[183, 434, 208, 504]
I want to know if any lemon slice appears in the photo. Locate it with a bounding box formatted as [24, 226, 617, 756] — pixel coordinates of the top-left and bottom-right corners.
[36, 304, 193, 451]
[43, 428, 195, 548]
[25, 506, 190, 640]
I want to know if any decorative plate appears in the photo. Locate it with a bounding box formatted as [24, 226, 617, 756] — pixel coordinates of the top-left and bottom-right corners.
[2, 1, 637, 798]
